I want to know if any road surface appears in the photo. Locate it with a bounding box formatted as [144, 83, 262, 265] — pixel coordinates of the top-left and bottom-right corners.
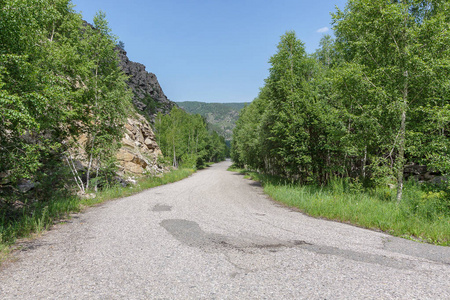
[1, 160, 449, 299]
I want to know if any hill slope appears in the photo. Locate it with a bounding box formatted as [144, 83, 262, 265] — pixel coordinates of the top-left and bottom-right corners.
[176, 101, 248, 141]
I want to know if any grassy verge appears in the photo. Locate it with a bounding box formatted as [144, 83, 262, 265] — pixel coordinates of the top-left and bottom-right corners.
[82, 168, 195, 206]
[229, 166, 450, 246]
[0, 167, 195, 263]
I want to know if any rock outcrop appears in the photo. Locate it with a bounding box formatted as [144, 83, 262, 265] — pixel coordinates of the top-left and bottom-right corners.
[66, 48, 171, 178]
[116, 114, 165, 175]
[66, 114, 164, 181]
[118, 49, 176, 122]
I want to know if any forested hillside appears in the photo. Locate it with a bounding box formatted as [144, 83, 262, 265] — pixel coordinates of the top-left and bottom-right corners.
[232, 0, 450, 226]
[176, 101, 247, 142]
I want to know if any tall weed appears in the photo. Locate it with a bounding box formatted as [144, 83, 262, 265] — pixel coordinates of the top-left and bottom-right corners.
[237, 169, 449, 246]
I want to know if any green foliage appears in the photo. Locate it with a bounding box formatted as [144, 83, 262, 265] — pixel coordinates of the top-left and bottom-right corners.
[67, 10, 133, 193]
[232, 1, 450, 204]
[233, 31, 339, 183]
[116, 40, 125, 50]
[154, 107, 227, 168]
[0, 0, 131, 190]
[0, 0, 133, 233]
[0, 0, 81, 183]
[176, 101, 247, 116]
[332, 0, 450, 201]
[141, 94, 163, 115]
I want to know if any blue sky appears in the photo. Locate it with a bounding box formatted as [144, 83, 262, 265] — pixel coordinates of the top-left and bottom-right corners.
[72, 0, 348, 103]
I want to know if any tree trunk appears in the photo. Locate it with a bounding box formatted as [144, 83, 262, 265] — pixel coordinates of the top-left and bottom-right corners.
[65, 154, 85, 193]
[172, 135, 177, 168]
[362, 146, 367, 178]
[94, 156, 100, 193]
[396, 71, 408, 203]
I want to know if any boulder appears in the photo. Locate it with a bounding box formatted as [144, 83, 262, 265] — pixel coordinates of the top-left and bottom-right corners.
[121, 135, 136, 149]
[18, 180, 36, 193]
[403, 163, 444, 182]
[0, 171, 11, 185]
[430, 176, 448, 185]
[68, 114, 164, 179]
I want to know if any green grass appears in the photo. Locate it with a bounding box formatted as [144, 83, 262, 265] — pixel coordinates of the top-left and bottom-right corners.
[229, 166, 450, 246]
[82, 168, 195, 206]
[0, 168, 195, 263]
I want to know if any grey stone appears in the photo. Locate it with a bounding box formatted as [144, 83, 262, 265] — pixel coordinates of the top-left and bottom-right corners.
[430, 176, 448, 185]
[17, 180, 36, 193]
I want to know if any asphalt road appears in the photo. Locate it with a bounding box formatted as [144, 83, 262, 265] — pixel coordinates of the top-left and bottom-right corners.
[1, 160, 449, 299]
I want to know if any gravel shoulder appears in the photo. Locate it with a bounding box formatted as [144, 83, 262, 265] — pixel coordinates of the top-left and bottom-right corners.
[1, 160, 449, 299]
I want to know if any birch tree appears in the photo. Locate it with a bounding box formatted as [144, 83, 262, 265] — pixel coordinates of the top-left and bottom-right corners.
[332, 0, 450, 201]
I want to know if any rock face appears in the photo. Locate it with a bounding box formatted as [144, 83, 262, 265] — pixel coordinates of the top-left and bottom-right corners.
[118, 49, 176, 122]
[67, 114, 164, 179]
[116, 114, 164, 176]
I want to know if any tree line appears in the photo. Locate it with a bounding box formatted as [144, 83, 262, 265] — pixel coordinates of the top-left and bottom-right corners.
[232, 0, 450, 202]
[1, 0, 133, 198]
[154, 107, 227, 169]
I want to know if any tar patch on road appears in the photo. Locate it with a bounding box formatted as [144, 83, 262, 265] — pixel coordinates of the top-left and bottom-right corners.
[160, 219, 421, 270]
[152, 204, 172, 212]
[160, 219, 229, 248]
[160, 219, 295, 251]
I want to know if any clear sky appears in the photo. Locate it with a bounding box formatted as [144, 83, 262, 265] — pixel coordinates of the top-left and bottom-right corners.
[72, 0, 348, 103]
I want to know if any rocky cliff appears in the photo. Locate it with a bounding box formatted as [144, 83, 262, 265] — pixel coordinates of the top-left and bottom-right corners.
[66, 114, 164, 184]
[118, 49, 176, 122]
[116, 114, 165, 176]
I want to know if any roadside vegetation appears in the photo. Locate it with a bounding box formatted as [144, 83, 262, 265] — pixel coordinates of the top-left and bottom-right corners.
[230, 166, 449, 246]
[231, 0, 450, 246]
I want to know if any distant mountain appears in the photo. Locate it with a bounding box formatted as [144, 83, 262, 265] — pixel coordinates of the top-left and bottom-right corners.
[176, 101, 249, 141]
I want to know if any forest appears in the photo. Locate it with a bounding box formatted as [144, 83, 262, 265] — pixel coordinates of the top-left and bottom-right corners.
[231, 0, 449, 242]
